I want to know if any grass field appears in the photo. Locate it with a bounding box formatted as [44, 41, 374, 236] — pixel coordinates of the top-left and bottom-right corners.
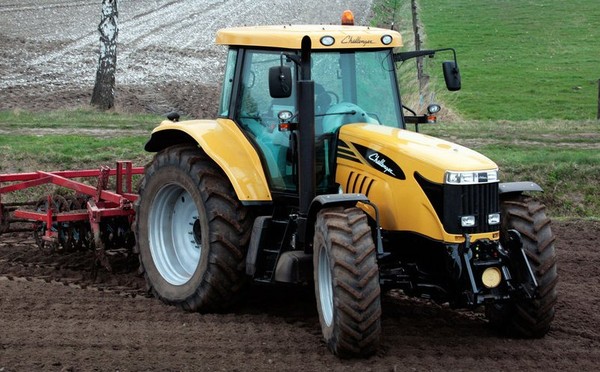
[370, 0, 600, 218]
[419, 0, 600, 121]
[415, 0, 600, 218]
[419, 119, 600, 218]
[1, 110, 598, 219]
[0, 110, 159, 173]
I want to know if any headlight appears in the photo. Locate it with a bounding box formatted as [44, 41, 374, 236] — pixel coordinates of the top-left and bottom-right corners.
[460, 215, 476, 227]
[277, 110, 293, 121]
[381, 35, 393, 45]
[445, 170, 498, 185]
[320, 36, 335, 46]
[427, 103, 441, 114]
[488, 213, 501, 225]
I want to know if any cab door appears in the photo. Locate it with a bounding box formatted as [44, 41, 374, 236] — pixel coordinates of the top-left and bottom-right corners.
[230, 49, 297, 191]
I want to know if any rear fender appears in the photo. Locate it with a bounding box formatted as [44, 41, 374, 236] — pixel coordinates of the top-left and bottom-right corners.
[145, 118, 272, 204]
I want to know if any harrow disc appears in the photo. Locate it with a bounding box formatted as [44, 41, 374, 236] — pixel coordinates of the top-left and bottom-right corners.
[33, 195, 69, 254]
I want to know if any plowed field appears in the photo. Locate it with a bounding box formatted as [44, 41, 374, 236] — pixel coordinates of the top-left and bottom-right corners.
[0, 0, 373, 117]
[0, 220, 599, 371]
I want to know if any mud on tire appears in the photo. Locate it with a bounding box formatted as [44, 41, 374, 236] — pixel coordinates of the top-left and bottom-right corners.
[313, 206, 381, 358]
[486, 195, 558, 338]
[135, 144, 252, 312]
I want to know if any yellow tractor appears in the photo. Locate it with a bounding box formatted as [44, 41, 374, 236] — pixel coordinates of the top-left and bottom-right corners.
[134, 12, 557, 357]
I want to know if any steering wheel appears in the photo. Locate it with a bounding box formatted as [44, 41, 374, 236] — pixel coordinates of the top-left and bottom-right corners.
[325, 90, 339, 105]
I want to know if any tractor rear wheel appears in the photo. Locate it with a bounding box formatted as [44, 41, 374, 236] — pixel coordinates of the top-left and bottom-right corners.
[313, 207, 381, 358]
[135, 144, 251, 312]
[486, 195, 558, 337]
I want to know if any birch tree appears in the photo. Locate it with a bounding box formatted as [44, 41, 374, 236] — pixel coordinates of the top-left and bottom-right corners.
[91, 0, 118, 110]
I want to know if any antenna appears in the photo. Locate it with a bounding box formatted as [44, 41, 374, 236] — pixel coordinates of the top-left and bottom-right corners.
[390, 0, 398, 30]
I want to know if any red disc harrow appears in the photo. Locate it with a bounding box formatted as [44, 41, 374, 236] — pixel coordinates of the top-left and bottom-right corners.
[0, 161, 144, 271]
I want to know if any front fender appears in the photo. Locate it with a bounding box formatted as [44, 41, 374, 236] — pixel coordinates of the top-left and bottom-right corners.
[499, 181, 543, 196]
[302, 193, 370, 251]
[145, 118, 272, 204]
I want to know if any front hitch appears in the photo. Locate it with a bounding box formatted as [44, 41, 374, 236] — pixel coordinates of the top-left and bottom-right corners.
[455, 231, 539, 307]
[502, 229, 539, 298]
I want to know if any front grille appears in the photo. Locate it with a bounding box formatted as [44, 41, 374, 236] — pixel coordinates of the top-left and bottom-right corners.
[416, 173, 500, 234]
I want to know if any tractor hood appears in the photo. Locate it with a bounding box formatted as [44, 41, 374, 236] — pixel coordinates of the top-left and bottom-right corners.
[337, 124, 498, 184]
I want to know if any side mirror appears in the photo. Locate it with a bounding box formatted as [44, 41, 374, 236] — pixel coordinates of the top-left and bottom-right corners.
[269, 66, 292, 98]
[442, 61, 461, 91]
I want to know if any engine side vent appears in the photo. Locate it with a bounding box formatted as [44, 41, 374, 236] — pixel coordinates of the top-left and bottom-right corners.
[337, 140, 361, 164]
[346, 171, 375, 196]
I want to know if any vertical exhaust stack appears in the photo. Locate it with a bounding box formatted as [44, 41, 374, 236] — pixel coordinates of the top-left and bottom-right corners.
[297, 35, 315, 246]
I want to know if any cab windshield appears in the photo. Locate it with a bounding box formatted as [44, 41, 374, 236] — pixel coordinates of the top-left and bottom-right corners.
[232, 48, 402, 191]
[234, 48, 402, 132]
[312, 50, 402, 130]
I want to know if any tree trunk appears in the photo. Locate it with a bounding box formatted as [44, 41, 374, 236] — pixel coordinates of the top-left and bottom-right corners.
[91, 0, 118, 110]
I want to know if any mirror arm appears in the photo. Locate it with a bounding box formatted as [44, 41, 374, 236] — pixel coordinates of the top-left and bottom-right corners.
[282, 53, 301, 66]
[434, 47, 458, 66]
[394, 47, 459, 68]
[404, 115, 428, 124]
[394, 49, 436, 62]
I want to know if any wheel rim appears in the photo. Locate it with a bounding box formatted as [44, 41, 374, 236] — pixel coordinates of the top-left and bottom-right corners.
[148, 183, 202, 285]
[318, 247, 334, 327]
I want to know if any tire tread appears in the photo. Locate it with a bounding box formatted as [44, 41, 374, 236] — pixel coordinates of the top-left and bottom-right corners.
[314, 207, 382, 358]
[134, 144, 251, 313]
[487, 195, 558, 338]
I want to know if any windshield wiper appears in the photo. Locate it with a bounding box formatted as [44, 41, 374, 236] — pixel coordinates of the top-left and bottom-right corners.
[315, 110, 357, 117]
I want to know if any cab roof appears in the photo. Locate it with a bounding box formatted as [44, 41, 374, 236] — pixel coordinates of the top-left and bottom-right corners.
[215, 25, 403, 50]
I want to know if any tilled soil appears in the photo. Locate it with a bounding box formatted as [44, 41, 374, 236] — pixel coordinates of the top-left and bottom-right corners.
[0, 220, 598, 371]
[0, 0, 374, 117]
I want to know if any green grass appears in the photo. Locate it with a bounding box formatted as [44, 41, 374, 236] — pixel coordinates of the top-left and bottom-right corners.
[0, 108, 162, 130]
[419, 0, 600, 120]
[1, 110, 597, 218]
[0, 109, 160, 174]
[370, 0, 600, 218]
[0, 134, 152, 172]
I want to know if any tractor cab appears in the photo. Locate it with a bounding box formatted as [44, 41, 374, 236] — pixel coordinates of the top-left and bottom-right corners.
[216, 24, 406, 194]
[217, 23, 460, 195]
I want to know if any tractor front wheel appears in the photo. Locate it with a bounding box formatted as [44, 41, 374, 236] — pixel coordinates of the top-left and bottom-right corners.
[313, 207, 381, 358]
[486, 195, 558, 337]
[135, 145, 251, 312]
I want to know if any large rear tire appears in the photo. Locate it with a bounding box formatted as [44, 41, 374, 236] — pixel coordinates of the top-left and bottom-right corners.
[486, 195, 558, 337]
[313, 207, 381, 358]
[135, 144, 252, 312]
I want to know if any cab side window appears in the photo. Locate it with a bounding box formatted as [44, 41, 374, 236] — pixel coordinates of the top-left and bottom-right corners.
[218, 48, 238, 117]
[236, 50, 296, 190]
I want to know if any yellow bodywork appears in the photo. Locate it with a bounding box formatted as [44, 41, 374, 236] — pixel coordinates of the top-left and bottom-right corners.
[151, 24, 497, 243]
[149, 118, 272, 203]
[216, 25, 402, 50]
[337, 124, 500, 243]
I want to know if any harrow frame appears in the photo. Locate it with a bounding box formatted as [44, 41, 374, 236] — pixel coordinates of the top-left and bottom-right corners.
[0, 161, 144, 270]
